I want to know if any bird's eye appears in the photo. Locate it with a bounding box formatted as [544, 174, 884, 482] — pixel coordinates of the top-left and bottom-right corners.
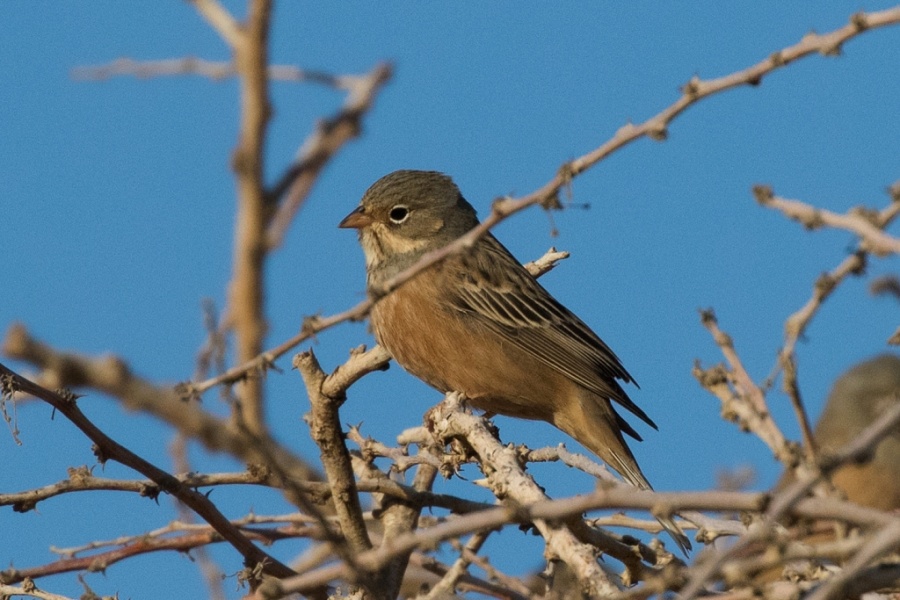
[389, 205, 410, 224]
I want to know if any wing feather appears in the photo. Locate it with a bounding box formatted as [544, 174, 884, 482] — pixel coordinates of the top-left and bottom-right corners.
[449, 234, 657, 433]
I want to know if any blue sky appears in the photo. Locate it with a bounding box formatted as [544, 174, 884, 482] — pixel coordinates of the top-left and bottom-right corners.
[3, 3, 899, 598]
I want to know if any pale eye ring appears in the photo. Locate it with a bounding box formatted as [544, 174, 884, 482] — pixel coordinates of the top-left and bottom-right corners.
[389, 205, 410, 224]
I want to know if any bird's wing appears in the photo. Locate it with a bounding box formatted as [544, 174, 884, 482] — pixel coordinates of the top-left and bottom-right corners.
[447, 234, 657, 433]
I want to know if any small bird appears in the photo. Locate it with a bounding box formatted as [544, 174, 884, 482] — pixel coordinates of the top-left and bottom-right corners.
[747, 355, 900, 584]
[340, 170, 690, 552]
[779, 354, 900, 510]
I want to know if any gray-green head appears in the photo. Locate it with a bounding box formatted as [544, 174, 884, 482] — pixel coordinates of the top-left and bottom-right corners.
[339, 170, 480, 271]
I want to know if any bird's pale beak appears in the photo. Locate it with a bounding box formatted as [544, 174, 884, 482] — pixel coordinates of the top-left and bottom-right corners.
[338, 206, 373, 229]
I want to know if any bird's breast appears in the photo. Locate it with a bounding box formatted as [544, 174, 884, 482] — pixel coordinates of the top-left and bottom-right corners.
[370, 268, 563, 421]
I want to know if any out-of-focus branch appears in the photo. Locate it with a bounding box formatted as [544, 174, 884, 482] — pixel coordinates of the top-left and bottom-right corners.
[372, 435, 442, 599]
[1, 324, 323, 489]
[806, 524, 900, 600]
[265, 62, 394, 249]
[405, 548, 531, 600]
[447, 544, 535, 599]
[223, 0, 273, 437]
[188, 8, 900, 398]
[889, 326, 900, 345]
[181, 302, 227, 600]
[870, 273, 900, 300]
[189, 0, 241, 47]
[254, 482, 898, 598]
[0, 363, 295, 581]
[72, 57, 355, 86]
[9, 325, 899, 595]
[0, 468, 269, 512]
[1, 521, 311, 587]
[767, 400, 900, 518]
[419, 531, 490, 600]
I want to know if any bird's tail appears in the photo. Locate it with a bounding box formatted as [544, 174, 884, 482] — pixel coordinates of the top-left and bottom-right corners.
[605, 450, 692, 556]
[556, 397, 692, 555]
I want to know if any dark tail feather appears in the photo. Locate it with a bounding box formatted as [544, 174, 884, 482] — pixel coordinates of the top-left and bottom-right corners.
[557, 396, 692, 554]
[655, 514, 692, 556]
[609, 452, 693, 555]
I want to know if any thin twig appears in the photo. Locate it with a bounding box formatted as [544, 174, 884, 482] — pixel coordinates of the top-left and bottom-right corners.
[0, 583, 74, 600]
[755, 188, 900, 256]
[188, 0, 241, 47]
[265, 62, 394, 249]
[419, 532, 490, 600]
[73, 57, 352, 86]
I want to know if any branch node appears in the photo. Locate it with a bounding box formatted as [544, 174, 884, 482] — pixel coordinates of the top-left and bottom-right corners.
[55, 388, 82, 404]
[822, 42, 843, 57]
[0, 372, 19, 399]
[813, 272, 838, 297]
[174, 382, 201, 402]
[752, 184, 774, 205]
[681, 75, 701, 97]
[699, 308, 717, 326]
[850, 11, 870, 31]
[540, 190, 563, 211]
[889, 181, 900, 203]
[648, 122, 668, 141]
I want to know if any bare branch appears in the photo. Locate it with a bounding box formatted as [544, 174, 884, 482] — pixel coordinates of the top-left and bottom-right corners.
[766, 187, 900, 365]
[294, 349, 372, 556]
[522, 247, 571, 278]
[2, 522, 311, 587]
[419, 532, 490, 600]
[0, 468, 268, 511]
[695, 310, 798, 467]
[1, 324, 325, 496]
[430, 393, 623, 596]
[265, 62, 394, 249]
[0, 363, 296, 581]
[0, 582, 75, 600]
[73, 57, 354, 86]
[406, 549, 531, 600]
[188, 0, 241, 47]
[227, 0, 274, 436]
[755, 186, 900, 256]
[755, 184, 900, 470]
